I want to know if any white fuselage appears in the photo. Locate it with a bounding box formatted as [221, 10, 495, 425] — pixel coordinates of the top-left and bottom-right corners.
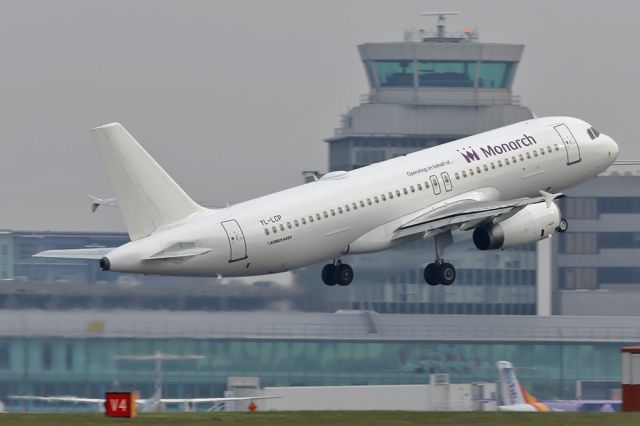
[106, 116, 618, 277]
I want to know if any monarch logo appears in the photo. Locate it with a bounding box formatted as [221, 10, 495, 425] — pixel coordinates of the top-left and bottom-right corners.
[459, 148, 480, 163]
[458, 134, 537, 163]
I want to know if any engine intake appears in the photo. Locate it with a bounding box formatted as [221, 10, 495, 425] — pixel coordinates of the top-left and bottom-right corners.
[473, 202, 561, 251]
[99, 257, 111, 271]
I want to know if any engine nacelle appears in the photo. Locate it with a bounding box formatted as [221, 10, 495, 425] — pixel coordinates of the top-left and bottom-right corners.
[473, 202, 561, 250]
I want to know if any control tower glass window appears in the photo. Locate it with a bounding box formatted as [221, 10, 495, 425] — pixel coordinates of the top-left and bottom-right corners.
[417, 61, 476, 87]
[478, 62, 514, 88]
[375, 60, 414, 87]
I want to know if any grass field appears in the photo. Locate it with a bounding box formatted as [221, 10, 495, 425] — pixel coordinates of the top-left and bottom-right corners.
[2, 411, 640, 426]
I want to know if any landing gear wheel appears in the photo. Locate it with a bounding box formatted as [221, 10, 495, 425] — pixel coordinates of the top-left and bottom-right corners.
[557, 218, 568, 233]
[438, 263, 456, 286]
[336, 264, 354, 286]
[424, 263, 440, 286]
[321, 264, 337, 286]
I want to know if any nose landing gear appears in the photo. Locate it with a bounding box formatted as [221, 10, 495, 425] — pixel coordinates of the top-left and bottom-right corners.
[423, 231, 457, 286]
[322, 260, 353, 286]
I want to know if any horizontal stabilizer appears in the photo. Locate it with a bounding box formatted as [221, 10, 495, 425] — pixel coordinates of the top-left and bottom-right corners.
[33, 248, 115, 260]
[145, 243, 213, 260]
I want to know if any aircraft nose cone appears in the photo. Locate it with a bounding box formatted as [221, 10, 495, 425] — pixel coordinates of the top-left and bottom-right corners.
[610, 136, 620, 159]
[605, 134, 619, 161]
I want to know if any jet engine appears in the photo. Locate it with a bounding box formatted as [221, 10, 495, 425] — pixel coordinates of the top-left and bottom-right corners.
[473, 202, 561, 250]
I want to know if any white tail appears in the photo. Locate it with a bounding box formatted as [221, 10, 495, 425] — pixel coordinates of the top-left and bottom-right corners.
[91, 123, 205, 240]
[497, 361, 525, 406]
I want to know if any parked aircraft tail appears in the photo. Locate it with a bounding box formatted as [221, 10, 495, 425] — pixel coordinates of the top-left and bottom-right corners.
[91, 123, 206, 240]
[497, 360, 550, 411]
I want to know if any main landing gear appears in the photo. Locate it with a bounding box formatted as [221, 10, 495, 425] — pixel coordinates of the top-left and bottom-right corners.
[322, 261, 353, 286]
[424, 231, 457, 286]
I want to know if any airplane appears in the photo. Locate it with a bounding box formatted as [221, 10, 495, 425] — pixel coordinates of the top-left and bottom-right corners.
[34, 116, 619, 286]
[9, 352, 280, 412]
[496, 361, 620, 412]
[86, 195, 117, 213]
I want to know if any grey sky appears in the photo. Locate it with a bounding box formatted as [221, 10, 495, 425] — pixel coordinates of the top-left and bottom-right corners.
[1, 0, 638, 232]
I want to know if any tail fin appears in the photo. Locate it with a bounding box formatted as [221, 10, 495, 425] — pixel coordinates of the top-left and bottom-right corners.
[91, 123, 205, 240]
[497, 361, 526, 406]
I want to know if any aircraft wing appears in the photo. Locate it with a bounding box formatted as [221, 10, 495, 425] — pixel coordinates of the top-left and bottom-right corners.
[33, 247, 115, 260]
[9, 395, 104, 404]
[393, 191, 564, 240]
[158, 395, 282, 404]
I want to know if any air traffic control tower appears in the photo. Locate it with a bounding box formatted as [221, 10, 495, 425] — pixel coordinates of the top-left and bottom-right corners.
[327, 13, 533, 170]
[315, 14, 539, 315]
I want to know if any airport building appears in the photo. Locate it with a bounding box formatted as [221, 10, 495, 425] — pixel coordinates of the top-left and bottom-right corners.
[553, 171, 640, 315]
[0, 310, 631, 411]
[0, 230, 128, 284]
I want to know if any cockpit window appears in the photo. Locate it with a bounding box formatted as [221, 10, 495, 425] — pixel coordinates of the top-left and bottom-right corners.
[592, 127, 600, 137]
[587, 128, 595, 140]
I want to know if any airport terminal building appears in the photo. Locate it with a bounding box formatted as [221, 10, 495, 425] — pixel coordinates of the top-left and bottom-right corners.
[0, 310, 633, 411]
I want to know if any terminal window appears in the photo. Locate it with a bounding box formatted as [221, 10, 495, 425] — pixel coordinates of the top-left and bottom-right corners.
[375, 60, 414, 87]
[417, 61, 476, 87]
[478, 62, 514, 88]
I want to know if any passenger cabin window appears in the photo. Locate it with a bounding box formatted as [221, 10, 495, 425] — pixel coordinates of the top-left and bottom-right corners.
[410, 186, 415, 193]
[265, 229, 269, 235]
[294, 219, 299, 227]
[388, 192, 393, 199]
[533, 150, 538, 157]
[547, 146, 552, 153]
[352, 203, 357, 210]
[323, 211, 328, 218]
[504, 159, 509, 166]
[301, 218, 307, 225]
[476, 166, 482, 173]
[462, 171, 467, 177]
[272, 226, 277, 233]
[526, 152, 531, 159]
[381, 194, 387, 201]
[512, 156, 517, 163]
[455, 173, 460, 180]
[469, 169, 474, 176]
[417, 184, 423, 190]
[396, 190, 401, 197]
[374, 196, 379, 203]
[316, 213, 321, 220]
[498, 161, 503, 167]
[360, 200, 365, 207]
[279, 224, 285, 231]
[309, 215, 314, 222]
[330, 209, 335, 216]
[345, 205, 350, 212]
[491, 163, 495, 169]
[424, 181, 430, 188]
[519, 154, 524, 161]
[287, 222, 292, 229]
[367, 198, 372, 205]
[338, 207, 343, 214]
[403, 188, 408, 195]
[483, 165, 489, 171]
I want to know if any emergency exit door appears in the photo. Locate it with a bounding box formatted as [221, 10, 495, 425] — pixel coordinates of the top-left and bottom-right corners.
[221, 220, 247, 262]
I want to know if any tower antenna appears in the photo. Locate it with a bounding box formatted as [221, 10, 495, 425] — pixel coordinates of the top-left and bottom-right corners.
[421, 12, 459, 39]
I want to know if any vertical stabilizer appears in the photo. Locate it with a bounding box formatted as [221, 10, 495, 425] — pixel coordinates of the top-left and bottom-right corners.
[497, 361, 526, 406]
[91, 123, 205, 240]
